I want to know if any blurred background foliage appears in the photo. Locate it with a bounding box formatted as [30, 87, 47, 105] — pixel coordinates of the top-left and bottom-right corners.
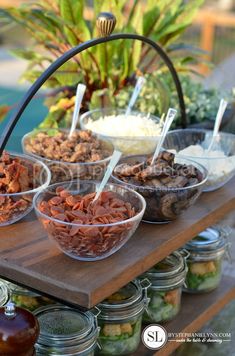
[0, 0, 234, 129]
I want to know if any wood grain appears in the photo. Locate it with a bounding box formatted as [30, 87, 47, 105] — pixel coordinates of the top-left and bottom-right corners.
[0, 178, 235, 308]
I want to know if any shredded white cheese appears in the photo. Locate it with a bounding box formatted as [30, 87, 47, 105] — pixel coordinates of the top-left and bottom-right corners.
[86, 114, 162, 137]
[85, 113, 162, 154]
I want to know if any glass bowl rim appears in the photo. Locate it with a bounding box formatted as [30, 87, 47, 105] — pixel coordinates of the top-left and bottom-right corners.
[80, 107, 163, 141]
[21, 128, 114, 166]
[33, 179, 146, 227]
[164, 128, 235, 160]
[0, 151, 51, 197]
[111, 154, 208, 191]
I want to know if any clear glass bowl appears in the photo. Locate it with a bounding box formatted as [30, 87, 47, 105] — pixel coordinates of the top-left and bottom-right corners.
[33, 181, 146, 261]
[0, 152, 51, 226]
[22, 129, 114, 184]
[112, 155, 208, 223]
[80, 108, 162, 155]
[163, 129, 235, 192]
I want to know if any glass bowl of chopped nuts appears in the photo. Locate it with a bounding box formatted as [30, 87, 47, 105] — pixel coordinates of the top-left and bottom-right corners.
[22, 129, 114, 184]
[33, 180, 146, 261]
[0, 151, 51, 226]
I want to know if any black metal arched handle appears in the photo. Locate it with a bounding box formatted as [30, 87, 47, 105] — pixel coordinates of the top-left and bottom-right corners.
[0, 33, 186, 155]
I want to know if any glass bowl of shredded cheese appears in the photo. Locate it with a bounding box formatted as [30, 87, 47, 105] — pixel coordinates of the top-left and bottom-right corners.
[80, 108, 163, 155]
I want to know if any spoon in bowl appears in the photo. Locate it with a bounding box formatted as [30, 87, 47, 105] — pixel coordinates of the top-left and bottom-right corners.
[125, 76, 146, 116]
[206, 98, 228, 152]
[151, 108, 177, 165]
[69, 83, 86, 138]
[93, 150, 122, 203]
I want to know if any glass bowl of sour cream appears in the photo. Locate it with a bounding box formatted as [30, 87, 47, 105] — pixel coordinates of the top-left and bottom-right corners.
[80, 108, 163, 155]
[163, 129, 235, 192]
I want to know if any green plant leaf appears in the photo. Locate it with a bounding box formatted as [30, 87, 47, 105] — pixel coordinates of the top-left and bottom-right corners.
[39, 111, 59, 128]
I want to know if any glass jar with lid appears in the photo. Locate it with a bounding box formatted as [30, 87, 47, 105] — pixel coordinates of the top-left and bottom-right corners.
[183, 226, 230, 293]
[97, 279, 150, 355]
[4, 281, 53, 311]
[0, 280, 10, 307]
[34, 305, 99, 356]
[139, 251, 187, 323]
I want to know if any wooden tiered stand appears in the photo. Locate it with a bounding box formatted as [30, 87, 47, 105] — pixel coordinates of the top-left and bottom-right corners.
[0, 13, 234, 356]
[0, 178, 234, 355]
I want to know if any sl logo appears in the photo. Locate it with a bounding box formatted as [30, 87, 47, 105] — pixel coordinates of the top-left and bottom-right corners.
[142, 324, 168, 350]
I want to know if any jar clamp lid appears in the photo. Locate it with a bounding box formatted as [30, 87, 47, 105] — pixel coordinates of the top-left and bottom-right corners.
[98, 280, 150, 321]
[184, 226, 230, 261]
[34, 305, 98, 351]
[141, 251, 187, 290]
[7, 281, 40, 297]
[0, 281, 10, 306]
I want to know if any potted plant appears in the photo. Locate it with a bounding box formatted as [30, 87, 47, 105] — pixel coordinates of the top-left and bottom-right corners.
[0, 0, 209, 128]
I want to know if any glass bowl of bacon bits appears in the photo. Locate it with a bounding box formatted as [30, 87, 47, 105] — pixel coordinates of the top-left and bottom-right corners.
[0, 151, 51, 226]
[112, 151, 208, 224]
[33, 180, 146, 261]
[22, 129, 114, 183]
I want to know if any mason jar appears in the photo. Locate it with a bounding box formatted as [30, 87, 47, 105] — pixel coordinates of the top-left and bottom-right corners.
[183, 226, 229, 293]
[97, 279, 150, 355]
[5, 282, 53, 311]
[0, 280, 10, 307]
[139, 251, 187, 323]
[34, 305, 99, 356]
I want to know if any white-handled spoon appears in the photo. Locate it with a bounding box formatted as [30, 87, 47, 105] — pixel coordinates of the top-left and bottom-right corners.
[69, 83, 86, 138]
[151, 108, 177, 165]
[207, 99, 228, 152]
[125, 76, 146, 116]
[93, 150, 122, 203]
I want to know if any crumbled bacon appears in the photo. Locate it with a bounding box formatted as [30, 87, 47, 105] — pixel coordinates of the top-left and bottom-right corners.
[0, 151, 35, 224]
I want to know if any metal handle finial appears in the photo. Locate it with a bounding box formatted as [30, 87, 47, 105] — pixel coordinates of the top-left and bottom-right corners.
[96, 12, 116, 37]
[5, 302, 16, 318]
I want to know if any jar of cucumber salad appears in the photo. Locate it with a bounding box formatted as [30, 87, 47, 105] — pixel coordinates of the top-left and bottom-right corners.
[0, 281, 10, 307]
[183, 226, 230, 293]
[6, 282, 53, 311]
[34, 305, 99, 356]
[140, 251, 187, 324]
[97, 280, 150, 355]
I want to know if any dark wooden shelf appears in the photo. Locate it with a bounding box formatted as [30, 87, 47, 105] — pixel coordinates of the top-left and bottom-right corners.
[0, 177, 235, 308]
[133, 275, 235, 356]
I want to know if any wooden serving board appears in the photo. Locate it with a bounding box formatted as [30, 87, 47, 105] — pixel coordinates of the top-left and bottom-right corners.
[0, 177, 235, 308]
